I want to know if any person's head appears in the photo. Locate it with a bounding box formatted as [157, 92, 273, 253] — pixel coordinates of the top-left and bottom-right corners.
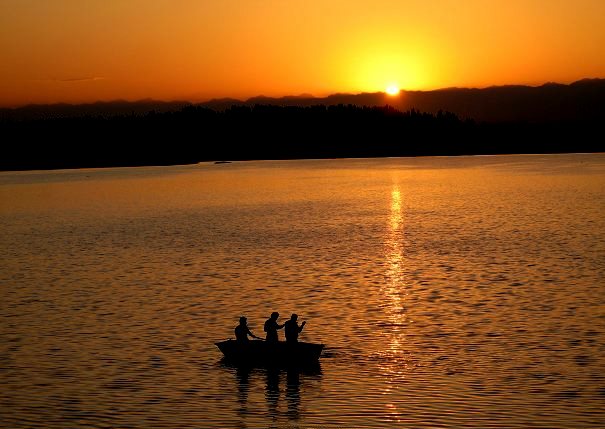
[290, 314, 298, 321]
[271, 312, 279, 320]
[239, 316, 247, 325]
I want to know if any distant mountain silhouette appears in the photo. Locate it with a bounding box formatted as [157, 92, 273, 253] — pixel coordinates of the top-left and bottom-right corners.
[200, 78, 605, 123]
[0, 99, 191, 121]
[1, 79, 603, 123]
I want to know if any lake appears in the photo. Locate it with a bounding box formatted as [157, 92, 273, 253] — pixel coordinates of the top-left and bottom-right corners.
[1, 154, 604, 428]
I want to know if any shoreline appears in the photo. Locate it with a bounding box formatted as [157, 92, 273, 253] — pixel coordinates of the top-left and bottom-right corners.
[2, 150, 604, 173]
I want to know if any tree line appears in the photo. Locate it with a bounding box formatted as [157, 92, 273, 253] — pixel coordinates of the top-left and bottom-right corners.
[1, 104, 603, 170]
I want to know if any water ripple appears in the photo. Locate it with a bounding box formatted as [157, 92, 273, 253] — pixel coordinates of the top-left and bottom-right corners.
[1, 155, 605, 428]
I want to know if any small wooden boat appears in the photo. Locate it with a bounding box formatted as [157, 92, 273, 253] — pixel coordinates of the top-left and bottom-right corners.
[215, 340, 324, 365]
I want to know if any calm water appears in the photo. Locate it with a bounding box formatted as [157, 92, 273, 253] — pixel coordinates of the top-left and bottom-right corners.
[1, 154, 604, 428]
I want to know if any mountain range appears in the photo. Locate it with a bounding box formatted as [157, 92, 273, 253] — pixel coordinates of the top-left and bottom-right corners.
[1, 78, 604, 123]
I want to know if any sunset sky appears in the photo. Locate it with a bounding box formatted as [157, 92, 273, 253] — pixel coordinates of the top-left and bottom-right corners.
[1, 0, 604, 106]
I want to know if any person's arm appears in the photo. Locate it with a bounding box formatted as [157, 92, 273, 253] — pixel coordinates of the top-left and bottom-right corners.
[247, 327, 261, 340]
[277, 323, 285, 329]
[298, 321, 306, 332]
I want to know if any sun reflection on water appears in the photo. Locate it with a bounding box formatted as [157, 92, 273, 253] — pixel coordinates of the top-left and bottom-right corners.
[382, 185, 409, 358]
[385, 186, 406, 321]
[375, 184, 412, 418]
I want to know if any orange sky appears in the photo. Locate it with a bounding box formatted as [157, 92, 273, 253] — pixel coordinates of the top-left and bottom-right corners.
[1, 0, 604, 107]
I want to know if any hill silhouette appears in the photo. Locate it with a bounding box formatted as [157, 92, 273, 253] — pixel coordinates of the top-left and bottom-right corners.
[200, 78, 605, 123]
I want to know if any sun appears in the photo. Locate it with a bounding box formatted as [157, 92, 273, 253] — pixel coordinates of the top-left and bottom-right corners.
[386, 84, 400, 95]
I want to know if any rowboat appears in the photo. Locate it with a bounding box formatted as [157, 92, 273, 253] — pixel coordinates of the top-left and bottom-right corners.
[215, 340, 324, 365]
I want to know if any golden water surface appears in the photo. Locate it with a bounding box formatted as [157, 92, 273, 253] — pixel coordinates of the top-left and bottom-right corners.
[1, 154, 604, 428]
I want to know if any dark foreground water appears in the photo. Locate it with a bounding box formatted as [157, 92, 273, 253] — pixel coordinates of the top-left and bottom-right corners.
[1, 154, 604, 428]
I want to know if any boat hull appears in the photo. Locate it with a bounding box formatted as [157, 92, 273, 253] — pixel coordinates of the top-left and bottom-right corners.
[215, 340, 324, 365]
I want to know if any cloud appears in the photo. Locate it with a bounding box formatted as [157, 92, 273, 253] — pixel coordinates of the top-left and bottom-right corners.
[34, 77, 106, 83]
[58, 77, 106, 82]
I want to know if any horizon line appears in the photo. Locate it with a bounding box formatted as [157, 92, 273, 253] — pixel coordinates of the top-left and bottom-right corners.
[1, 77, 603, 109]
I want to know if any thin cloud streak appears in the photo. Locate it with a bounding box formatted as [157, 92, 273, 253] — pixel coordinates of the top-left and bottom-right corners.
[34, 77, 106, 83]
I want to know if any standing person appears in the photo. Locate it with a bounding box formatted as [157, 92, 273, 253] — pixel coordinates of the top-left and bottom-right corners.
[284, 314, 306, 343]
[235, 316, 260, 342]
[264, 312, 284, 342]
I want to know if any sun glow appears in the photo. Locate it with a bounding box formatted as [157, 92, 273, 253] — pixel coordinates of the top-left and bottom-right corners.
[1, 1, 604, 106]
[386, 85, 400, 95]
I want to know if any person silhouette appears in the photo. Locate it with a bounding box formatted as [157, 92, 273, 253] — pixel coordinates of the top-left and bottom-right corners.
[235, 316, 260, 342]
[284, 314, 306, 343]
[264, 312, 284, 343]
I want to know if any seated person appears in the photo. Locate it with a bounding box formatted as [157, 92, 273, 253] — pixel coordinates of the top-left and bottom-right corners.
[235, 316, 260, 342]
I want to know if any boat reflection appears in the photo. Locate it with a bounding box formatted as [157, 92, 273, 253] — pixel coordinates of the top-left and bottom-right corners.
[285, 367, 301, 420]
[235, 365, 251, 417]
[221, 360, 321, 422]
[266, 367, 280, 419]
